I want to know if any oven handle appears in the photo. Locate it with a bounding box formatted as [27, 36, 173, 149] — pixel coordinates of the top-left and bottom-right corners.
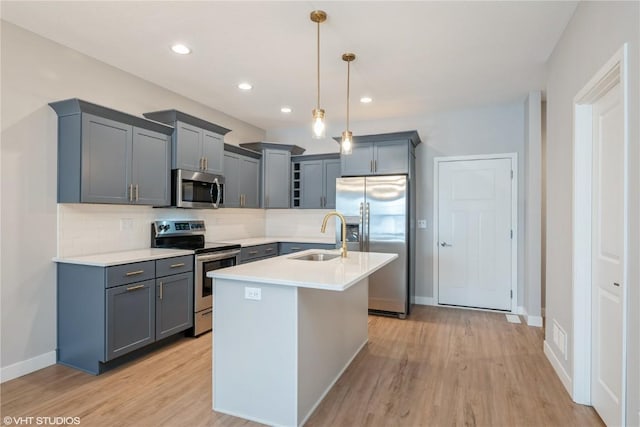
[197, 249, 240, 262]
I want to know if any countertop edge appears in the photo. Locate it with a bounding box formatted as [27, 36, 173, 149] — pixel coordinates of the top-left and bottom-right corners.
[52, 249, 195, 267]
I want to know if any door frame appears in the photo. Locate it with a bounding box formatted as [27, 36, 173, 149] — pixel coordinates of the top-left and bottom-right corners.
[572, 44, 628, 417]
[433, 153, 518, 313]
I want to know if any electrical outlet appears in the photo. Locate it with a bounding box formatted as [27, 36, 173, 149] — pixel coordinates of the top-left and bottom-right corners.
[417, 219, 427, 229]
[244, 287, 261, 301]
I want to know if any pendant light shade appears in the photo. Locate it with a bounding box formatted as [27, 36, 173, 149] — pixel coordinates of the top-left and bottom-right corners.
[310, 10, 327, 139]
[341, 53, 356, 155]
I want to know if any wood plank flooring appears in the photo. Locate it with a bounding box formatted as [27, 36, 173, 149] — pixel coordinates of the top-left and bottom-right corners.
[1, 306, 602, 426]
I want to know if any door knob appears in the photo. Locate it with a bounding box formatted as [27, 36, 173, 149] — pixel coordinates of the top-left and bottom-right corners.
[440, 242, 452, 247]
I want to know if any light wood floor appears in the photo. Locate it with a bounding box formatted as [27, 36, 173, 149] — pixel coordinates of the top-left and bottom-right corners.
[1, 306, 602, 427]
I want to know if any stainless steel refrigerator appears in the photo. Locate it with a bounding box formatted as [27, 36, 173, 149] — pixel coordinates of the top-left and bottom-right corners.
[336, 175, 412, 318]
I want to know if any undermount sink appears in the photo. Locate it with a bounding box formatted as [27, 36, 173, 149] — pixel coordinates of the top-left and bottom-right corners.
[290, 252, 341, 262]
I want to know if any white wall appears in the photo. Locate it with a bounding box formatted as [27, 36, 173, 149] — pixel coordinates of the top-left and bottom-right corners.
[268, 102, 527, 307]
[524, 91, 543, 325]
[0, 22, 266, 378]
[544, 2, 639, 423]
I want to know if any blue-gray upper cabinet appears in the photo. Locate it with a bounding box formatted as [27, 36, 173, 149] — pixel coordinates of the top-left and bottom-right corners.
[49, 99, 172, 206]
[223, 145, 261, 208]
[292, 155, 341, 209]
[339, 131, 422, 177]
[239, 142, 306, 209]
[262, 149, 291, 208]
[143, 110, 231, 176]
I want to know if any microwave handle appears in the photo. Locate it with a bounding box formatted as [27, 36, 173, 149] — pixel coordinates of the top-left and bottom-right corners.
[214, 178, 222, 206]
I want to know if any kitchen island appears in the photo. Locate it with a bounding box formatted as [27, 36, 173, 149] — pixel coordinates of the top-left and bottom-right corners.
[208, 249, 397, 427]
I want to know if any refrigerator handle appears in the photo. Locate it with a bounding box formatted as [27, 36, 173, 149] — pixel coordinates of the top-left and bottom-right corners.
[359, 202, 364, 252]
[365, 202, 370, 251]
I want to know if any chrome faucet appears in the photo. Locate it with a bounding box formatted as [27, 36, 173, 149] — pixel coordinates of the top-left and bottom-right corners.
[321, 211, 348, 258]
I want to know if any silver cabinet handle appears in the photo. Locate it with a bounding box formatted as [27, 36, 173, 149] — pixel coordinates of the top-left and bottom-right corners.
[248, 250, 259, 255]
[135, 184, 139, 201]
[126, 284, 145, 292]
[291, 247, 302, 251]
[370, 160, 373, 173]
[440, 242, 452, 247]
[374, 159, 377, 173]
[159, 281, 163, 300]
[265, 196, 269, 208]
[125, 270, 144, 276]
[204, 157, 208, 170]
[265, 248, 274, 252]
[170, 263, 185, 268]
[128, 183, 134, 202]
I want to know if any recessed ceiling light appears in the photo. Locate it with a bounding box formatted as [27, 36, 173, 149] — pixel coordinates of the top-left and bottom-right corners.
[171, 44, 191, 55]
[360, 96, 373, 104]
[238, 82, 253, 91]
[281, 106, 292, 113]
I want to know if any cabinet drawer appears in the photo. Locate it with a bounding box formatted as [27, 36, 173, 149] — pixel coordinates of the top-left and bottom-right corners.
[156, 255, 193, 277]
[106, 261, 155, 288]
[279, 242, 337, 254]
[240, 243, 278, 262]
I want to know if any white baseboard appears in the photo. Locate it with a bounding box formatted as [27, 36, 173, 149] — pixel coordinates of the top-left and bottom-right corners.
[517, 306, 543, 327]
[412, 296, 434, 306]
[543, 340, 572, 395]
[0, 351, 56, 383]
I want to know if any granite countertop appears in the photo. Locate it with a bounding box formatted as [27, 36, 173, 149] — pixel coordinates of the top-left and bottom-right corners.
[52, 248, 194, 267]
[209, 249, 397, 291]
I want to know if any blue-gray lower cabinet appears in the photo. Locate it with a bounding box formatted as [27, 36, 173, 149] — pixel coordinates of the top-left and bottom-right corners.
[57, 255, 194, 375]
[106, 280, 155, 361]
[278, 242, 337, 255]
[156, 272, 193, 340]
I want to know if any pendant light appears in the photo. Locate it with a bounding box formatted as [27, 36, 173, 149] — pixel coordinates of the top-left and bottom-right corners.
[310, 10, 327, 139]
[341, 53, 356, 155]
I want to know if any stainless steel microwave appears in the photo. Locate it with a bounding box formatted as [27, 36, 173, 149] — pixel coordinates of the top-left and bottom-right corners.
[172, 169, 224, 209]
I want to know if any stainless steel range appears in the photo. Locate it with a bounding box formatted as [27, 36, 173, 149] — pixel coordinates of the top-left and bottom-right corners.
[151, 220, 240, 336]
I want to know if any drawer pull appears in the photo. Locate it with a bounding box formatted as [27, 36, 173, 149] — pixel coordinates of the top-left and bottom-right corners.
[248, 251, 259, 255]
[125, 270, 144, 276]
[291, 247, 302, 251]
[265, 248, 274, 252]
[170, 263, 185, 268]
[126, 284, 145, 292]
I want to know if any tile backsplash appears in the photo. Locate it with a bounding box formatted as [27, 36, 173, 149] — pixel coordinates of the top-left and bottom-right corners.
[57, 205, 335, 257]
[57, 204, 265, 257]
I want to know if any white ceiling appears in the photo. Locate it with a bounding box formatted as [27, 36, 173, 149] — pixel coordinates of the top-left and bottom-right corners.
[1, 1, 577, 132]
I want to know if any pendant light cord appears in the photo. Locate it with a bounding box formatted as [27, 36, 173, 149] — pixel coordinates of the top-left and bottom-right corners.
[317, 21, 321, 110]
[346, 60, 350, 131]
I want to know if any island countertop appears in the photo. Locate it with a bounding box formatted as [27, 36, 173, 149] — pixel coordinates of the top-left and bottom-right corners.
[208, 249, 397, 291]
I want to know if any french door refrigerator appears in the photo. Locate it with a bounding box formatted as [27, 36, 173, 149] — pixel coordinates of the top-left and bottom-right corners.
[336, 175, 412, 318]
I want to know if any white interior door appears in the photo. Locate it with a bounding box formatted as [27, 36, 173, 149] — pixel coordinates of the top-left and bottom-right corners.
[590, 81, 624, 427]
[437, 158, 513, 310]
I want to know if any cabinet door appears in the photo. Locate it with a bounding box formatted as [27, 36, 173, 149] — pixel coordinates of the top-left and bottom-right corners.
[223, 152, 241, 207]
[156, 273, 193, 340]
[374, 141, 409, 175]
[132, 127, 171, 206]
[263, 149, 290, 208]
[106, 280, 155, 360]
[300, 160, 323, 208]
[323, 159, 341, 209]
[203, 131, 224, 175]
[81, 113, 132, 204]
[175, 121, 203, 171]
[240, 156, 260, 208]
[341, 143, 374, 176]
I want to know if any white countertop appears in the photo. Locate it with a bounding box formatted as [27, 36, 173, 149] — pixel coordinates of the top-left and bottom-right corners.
[209, 249, 397, 291]
[53, 248, 194, 267]
[221, 236, 335, 247]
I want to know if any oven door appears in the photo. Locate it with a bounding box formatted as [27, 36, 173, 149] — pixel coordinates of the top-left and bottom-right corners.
[195, 249, 240, 312]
